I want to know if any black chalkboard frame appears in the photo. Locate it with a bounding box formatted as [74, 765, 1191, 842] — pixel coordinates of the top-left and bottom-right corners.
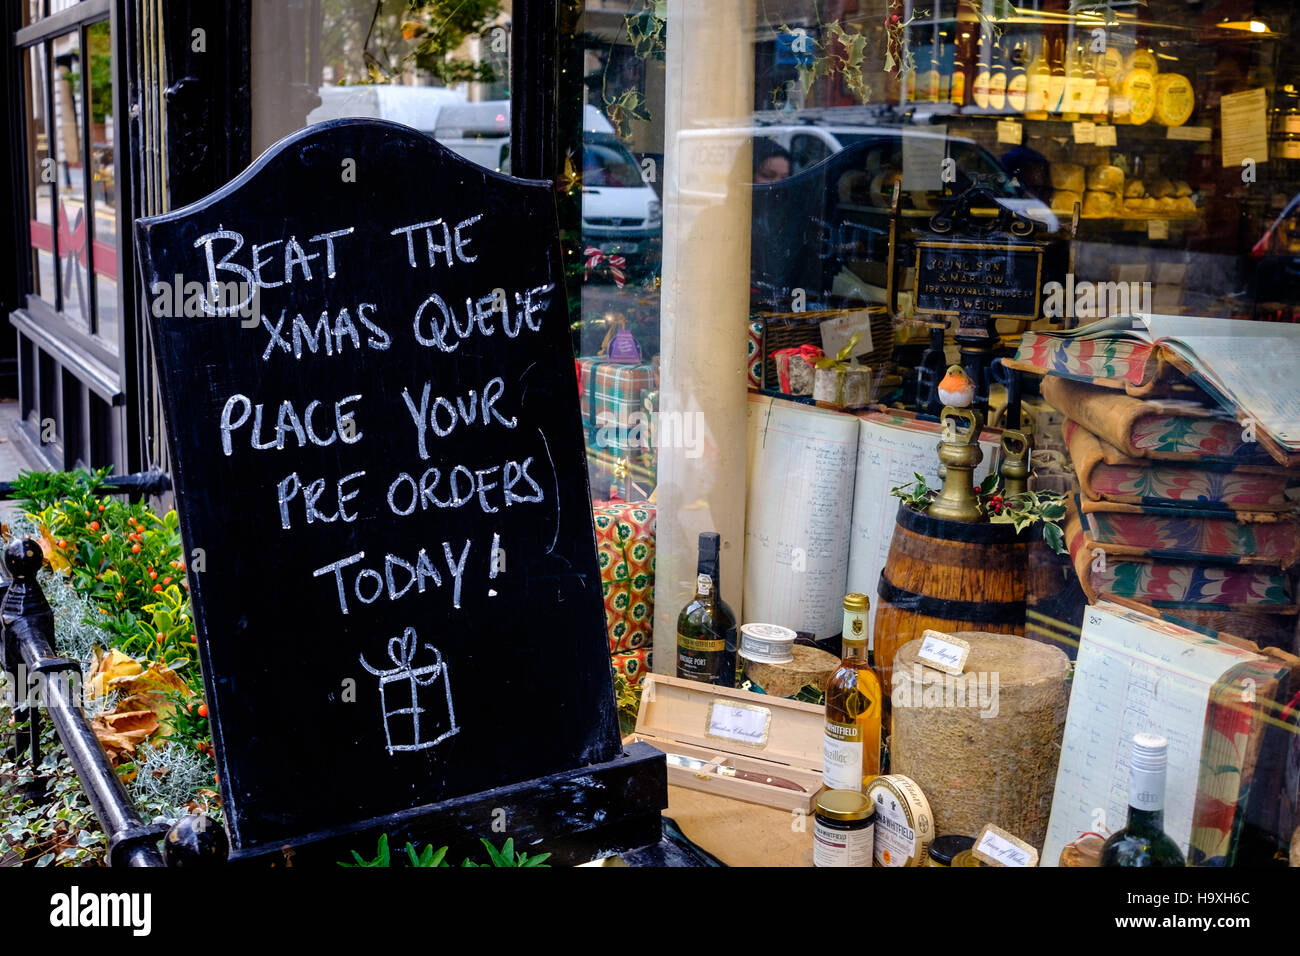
[133, 118, 664, 862]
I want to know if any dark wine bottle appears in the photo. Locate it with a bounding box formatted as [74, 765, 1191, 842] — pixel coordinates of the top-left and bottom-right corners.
[676, 532, 737, 685]
[1100, 733, 1187, 867]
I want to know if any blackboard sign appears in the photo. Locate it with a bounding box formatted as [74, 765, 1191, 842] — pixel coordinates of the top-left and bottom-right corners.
[913, 240, 1042, 322]
[134, 119, 619, 852]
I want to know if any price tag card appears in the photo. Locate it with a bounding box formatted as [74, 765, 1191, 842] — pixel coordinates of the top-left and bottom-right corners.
[1148, 218, 1170, 240]
[1167, 125, 1212, 142]
[1094, 124, 1117, 147]
[1072, 121, 1096, 143]
[915, 629, 971, 675]
[705, 699, 772, 748]
[973, 823, 1039, 867]
[997, 120, 1023, 145]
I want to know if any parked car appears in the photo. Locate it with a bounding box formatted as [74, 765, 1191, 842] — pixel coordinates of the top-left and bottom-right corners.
[432, 100, 661, 276]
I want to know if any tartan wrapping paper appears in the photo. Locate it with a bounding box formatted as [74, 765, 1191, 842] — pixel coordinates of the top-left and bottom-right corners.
[747, 319, 764, 388]
[612, 647, 652, 685]
[593, 501, 656, 654]
[577, 356, 656, 460]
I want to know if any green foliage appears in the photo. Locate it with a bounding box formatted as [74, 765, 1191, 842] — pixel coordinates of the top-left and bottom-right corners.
[890, 472, 935, 510]
[347, 0, 505, 86]
[28, 472, 193, 669]
[614, 669, 642, 736]
[989, 489, 1069, 554]
[0, 718, 106, 866]
[890, 473, 1068, 553]
[341, 835, 550, 867]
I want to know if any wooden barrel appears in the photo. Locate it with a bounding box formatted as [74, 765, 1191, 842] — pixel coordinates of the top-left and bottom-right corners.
[874, 503, 1027, 702]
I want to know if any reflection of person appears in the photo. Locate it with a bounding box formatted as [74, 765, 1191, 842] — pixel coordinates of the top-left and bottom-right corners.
[999, 145, 1050, 202]
[753, 139, 792, 183]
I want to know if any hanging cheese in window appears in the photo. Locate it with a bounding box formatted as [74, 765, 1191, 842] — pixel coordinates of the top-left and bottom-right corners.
[1154, 73, 1195, 126]
[1120, 70, 1157, 125]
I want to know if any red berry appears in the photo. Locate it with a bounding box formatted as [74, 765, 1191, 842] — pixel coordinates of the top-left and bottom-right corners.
[131, 544, 141, 553]
[163, 576, 173, 585]
[89, 521, 100, 532]
[156, 634, 163, 644]
[98, 505, 105, 511]
[152, 584, 162, 592]
[198, 704, 208, 718]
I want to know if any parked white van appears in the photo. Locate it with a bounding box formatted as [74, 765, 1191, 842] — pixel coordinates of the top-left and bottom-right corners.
[433, 101, 662, 273]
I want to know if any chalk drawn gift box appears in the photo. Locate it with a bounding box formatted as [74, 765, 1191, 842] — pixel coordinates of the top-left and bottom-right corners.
[360, 629, 459, 756]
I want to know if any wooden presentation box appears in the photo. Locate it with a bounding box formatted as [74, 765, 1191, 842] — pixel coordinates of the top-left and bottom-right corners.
[627, 674, 825, 813]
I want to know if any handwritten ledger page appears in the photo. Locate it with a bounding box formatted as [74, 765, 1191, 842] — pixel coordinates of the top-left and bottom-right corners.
[1042, 602, 1263, 865]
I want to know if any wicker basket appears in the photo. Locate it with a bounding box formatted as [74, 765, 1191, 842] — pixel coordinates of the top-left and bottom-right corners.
[758, 304, 893, 396]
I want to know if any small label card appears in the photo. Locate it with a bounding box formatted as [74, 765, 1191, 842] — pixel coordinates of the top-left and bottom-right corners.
[1147, 218, 1170, 240]
[997, 120, 1023, 145]
[705, 699, 772, 749]
[916, 629, 971, 676]
[1094, 124, 1117, 147]
[1072, 121, 1096, 144]
[973, 823, 1039, 867]
[1167, 125, 1212, 142]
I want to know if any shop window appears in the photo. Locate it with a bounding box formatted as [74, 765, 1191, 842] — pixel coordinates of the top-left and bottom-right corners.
[569, 0, 1300, 867]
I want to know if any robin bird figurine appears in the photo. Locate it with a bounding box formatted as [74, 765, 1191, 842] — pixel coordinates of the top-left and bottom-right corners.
[937, 364, 976, 408]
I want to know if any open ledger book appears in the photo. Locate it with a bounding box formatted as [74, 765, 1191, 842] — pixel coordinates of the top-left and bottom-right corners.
[742, 395, 999, 641]
[1009, 314, 1300, 467]
[1042, 602, 1285, 866]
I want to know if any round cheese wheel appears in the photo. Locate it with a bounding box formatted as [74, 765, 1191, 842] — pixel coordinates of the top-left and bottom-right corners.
[1102, 48, 1125, 82]
[1154, 73, 1195, 126]
[1121, 70, 1157, 125]
[1126, 47, 1159, 76]
[866, 774, 934, 867]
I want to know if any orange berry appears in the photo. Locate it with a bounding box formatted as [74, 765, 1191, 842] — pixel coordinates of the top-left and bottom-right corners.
[115, 592, 123, 600]
[152, 584, 162, 592]
[57, 538, 67, 548]
[98, 505, 105, 511]
[131, 544, 141, 553]
[89, 521, 99, 532]
[163, 576, 173, 585]
[156, 634, 163, 644]
[198, 704, 208, 718]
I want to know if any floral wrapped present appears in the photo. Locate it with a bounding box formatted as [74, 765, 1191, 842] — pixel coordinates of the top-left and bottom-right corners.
[771, 344, 823, 395]
[612, 647, 652, 686]
[593, 501, 656, 654]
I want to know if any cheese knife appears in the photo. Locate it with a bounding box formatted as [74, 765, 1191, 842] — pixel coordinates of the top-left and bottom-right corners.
[664, 752, 807, 793]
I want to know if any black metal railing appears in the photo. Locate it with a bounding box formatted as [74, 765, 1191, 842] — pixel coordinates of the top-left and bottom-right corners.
[0, 533, 224, 867]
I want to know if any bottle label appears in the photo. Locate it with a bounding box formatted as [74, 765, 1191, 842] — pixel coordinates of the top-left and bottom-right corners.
[947, 72, 964, 106]
[1049, 76, 1067, 113]
[1285, 115, 1300, 134]
[677, 631, 725, 682]
[989, 74, 1007, 110]
[1090, 81, 1110, 117]
[1129, 765, 1166, 812]
[823, 722, 864, 791]
[696, 573, 712, 596]
[843, 608, 871, 652]
[1007, 74, 1028, 112]
[813, 819, 875, 867]
[872, 791, 917, 866]
[973, 71, 991, 108]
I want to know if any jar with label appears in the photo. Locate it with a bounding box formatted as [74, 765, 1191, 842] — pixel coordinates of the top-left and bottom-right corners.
[812, 788, 875, 867]
[926, 834, 976, 867]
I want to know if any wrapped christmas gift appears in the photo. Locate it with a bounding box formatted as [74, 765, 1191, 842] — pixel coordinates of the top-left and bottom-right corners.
[593, 500, 656, 654]
[612, 646, 652, 686]
[812, 334, 872, 409]
[747, 319, 764, 389]
[772, 344, 823, 395]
